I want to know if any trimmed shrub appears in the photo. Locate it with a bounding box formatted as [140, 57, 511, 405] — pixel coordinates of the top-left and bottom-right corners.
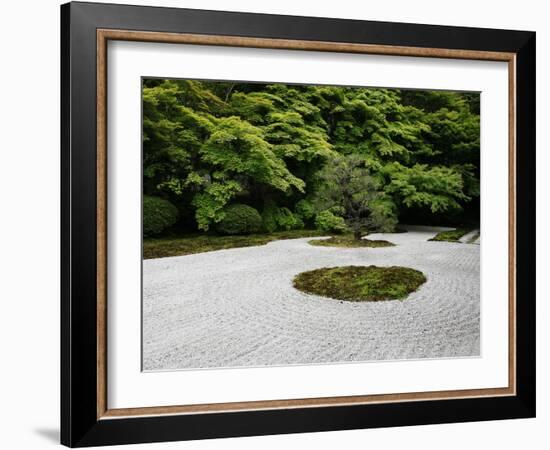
[276, 207, 304, 231]
[277, 208, 304, 231]
[216, 204, 263, 235]
[261, 201, 279, 233]
[143, 195, 179, 237]
[295, 199, 316, 221]
[314, 210, 347, 234]
[262, 201, 304, 232]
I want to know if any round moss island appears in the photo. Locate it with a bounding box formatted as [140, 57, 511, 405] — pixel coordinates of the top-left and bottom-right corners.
[293, 265, 426, 302]
[309, 236, 395, 248]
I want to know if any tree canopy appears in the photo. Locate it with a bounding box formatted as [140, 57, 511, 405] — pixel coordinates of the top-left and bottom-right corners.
[143, 79, 480, 234]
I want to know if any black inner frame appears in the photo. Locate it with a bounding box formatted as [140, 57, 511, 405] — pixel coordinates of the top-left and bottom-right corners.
[61, 2, 536, 447]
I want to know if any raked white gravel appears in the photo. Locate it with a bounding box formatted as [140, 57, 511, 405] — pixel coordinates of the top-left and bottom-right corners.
[143, 228, 480, 371]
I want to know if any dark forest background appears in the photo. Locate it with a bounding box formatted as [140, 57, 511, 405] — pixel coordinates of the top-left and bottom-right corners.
[142, 79, 480, 237]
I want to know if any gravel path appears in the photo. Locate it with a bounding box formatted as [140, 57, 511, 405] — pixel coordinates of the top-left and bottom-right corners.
[459, 229, 480, 244]
[143, 228, 480, 371]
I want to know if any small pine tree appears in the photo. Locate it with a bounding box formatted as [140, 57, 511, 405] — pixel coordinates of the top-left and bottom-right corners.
[315, 155, 396, 240]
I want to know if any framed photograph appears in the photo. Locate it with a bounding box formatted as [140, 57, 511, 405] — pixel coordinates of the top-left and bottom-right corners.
[61, 1, 536, 447]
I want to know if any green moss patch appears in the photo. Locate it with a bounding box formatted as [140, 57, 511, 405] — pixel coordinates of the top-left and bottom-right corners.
[309, 236, 395, 248]
[293, 265, 426, 302]
[143, 229, 326, 259]
[428, 229, 470, 242]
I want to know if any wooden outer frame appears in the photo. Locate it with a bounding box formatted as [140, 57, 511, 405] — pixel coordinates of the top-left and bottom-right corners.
[62, 2, 535, 447]
[96, 28, 517, 419]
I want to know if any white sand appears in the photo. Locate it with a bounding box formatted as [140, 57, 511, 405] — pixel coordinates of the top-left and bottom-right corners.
[143, 228, 480, 371]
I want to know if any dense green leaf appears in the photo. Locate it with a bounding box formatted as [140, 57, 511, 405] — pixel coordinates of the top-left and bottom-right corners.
[142, 78, 480, 234]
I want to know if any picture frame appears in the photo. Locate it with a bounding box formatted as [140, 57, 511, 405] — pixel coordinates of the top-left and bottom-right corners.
[60, 1, 536, 447]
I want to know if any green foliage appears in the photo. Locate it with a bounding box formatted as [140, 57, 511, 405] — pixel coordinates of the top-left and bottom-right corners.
[314, 210, 347, 234]
[383, 162, 469, 213]
[293, 265, 427, 301]
[143, 195, 179, 237]
[142, 78, 480, 236]
[262, 200, 304, 232]
[191, 180, 242, 231]
[276, 208, 304, 231]
[216, 204, 263, 235]
[201, 116, 305, 194]
[261, 201, 278, 233]
[295, 199, 316, 221]
[314, 155, 394, 238]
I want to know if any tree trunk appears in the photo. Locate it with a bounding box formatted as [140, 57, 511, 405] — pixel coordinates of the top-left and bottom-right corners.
[354, 228, 362, 241]
[224, 83, 235, 103]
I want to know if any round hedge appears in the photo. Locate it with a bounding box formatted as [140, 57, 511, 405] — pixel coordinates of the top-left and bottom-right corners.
[216, 204, 263, 235]
[143, 195, 179, 237]
[293, 265, 426, 302]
